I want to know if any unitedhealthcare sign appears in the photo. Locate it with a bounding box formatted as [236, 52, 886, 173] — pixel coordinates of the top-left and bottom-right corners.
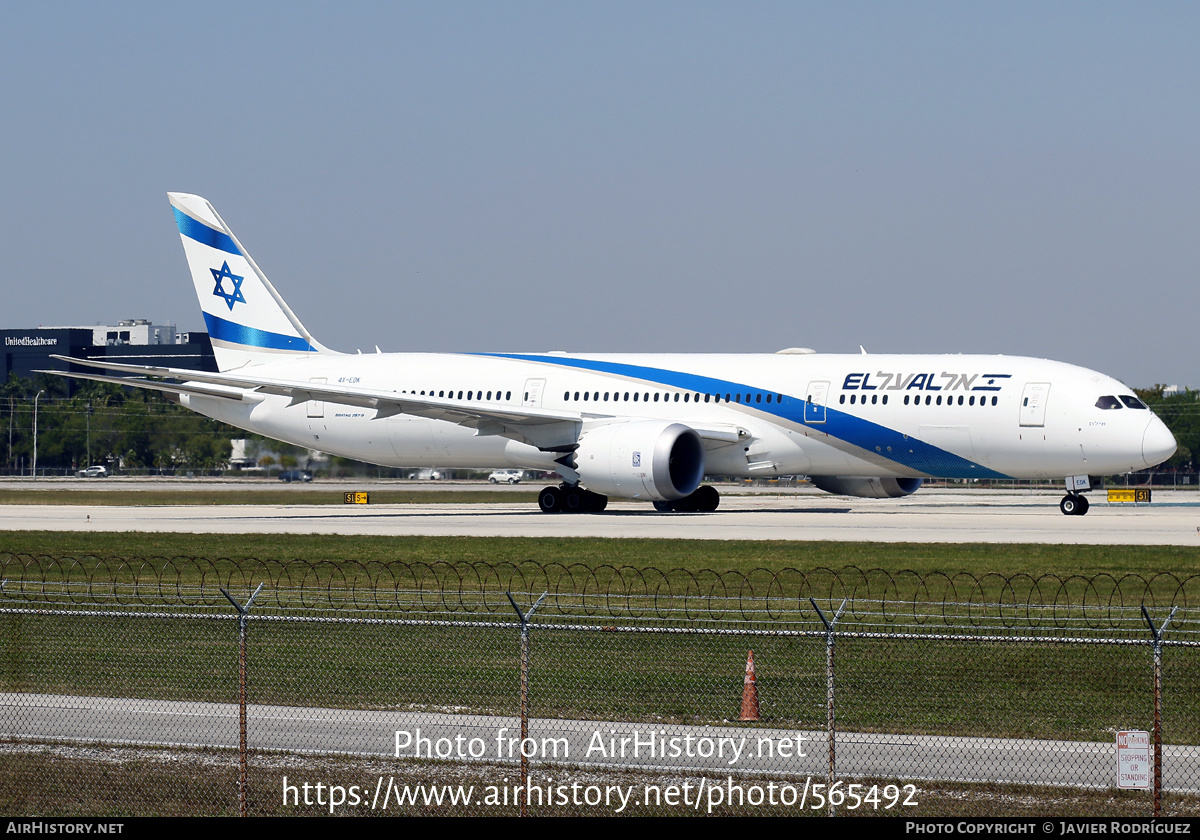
[1, 328, 90, 382]
[5, 336, 59, 346]
[1, 327, 216, 388]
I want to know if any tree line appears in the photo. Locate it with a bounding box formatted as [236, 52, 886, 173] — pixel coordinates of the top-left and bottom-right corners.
[2, 374, 235, 474]
[1134, 386, 1200, 470]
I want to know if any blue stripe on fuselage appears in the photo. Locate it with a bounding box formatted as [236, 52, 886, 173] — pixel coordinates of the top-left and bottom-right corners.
[174, 208, 241, 256]
[477, 353, 1010, 479]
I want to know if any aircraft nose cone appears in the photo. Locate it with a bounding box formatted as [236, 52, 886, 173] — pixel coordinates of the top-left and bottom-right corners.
[1142, 417, 1177, 468]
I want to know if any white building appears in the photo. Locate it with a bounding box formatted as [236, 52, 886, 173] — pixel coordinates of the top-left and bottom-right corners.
[40, 319, 181, 346]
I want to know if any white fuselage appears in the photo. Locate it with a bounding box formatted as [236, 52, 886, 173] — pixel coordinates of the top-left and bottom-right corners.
[179, 350, 1173, 482]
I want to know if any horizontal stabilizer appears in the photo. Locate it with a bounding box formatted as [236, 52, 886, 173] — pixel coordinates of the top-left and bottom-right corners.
[34, 370, 245, 401]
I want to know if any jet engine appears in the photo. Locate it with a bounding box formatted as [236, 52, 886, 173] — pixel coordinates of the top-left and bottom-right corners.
[575, 421, 705, 501]
[809, 476, 924, 499]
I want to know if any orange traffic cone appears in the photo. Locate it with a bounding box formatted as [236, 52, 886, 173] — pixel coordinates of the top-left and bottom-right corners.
[739, 650, 759, 720]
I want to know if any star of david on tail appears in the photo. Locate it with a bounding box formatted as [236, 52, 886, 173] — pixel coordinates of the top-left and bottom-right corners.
[210, 261, 246, 310]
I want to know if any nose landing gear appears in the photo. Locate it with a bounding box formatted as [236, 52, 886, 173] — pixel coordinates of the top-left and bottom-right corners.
[1060, 475, 1091, 515]
[1059, 494, 1090, 516]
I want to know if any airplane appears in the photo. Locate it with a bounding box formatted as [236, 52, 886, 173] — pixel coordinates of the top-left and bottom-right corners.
[45, 193, 1177, 516]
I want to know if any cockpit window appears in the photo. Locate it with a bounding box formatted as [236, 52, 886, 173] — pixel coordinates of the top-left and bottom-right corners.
[1120, 395, 1148, 409]
[1095, 396, 1122, 410]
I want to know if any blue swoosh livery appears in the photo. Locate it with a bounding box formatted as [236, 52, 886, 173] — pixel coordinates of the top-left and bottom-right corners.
[480, 353, 1010, 480]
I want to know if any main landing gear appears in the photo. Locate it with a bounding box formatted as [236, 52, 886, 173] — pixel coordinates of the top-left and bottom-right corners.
[1059, 494, 1090, 516]
[536, 483, 722, 513]
[538, 484, 608, 513]
[652, 485, 720, 513]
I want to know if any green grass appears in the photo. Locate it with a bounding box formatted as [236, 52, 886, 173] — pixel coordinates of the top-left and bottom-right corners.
[2, 530, 1200, 579]
[1, 533, 1196, 621]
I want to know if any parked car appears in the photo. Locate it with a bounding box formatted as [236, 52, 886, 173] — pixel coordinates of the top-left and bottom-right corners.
[76, 466, 108, 478]
[278, 469, 313, 482]
[488, 469, 524, 484]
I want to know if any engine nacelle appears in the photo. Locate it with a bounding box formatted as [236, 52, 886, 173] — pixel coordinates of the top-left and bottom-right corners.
[575, 421, 705, 501]
[809, 476, 924, 499]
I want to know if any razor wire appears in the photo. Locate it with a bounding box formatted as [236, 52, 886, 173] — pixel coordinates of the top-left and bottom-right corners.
[0, 553, 1197, 637]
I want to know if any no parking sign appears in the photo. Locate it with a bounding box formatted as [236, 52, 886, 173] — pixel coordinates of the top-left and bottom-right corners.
[1116, 730, 1150, 790]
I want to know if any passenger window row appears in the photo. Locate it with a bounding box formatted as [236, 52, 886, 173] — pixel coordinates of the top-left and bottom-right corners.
[838, 393, 1000, 407]
[401, 389, 513, 401]
[561, 390, 785, 405]
[394, 387, 791, 408]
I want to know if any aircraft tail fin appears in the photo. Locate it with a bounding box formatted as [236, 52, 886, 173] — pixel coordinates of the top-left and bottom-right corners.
[168, 193, 337, 370]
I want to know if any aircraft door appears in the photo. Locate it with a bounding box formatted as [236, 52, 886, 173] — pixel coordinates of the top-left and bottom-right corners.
[523, 378, 545, 408]
[1019, 382, 1050, 427]
[307, 378, 326, 418]
[804, 381, 829, 424]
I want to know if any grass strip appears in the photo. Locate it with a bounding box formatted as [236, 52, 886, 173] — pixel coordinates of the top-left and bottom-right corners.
[3, 532, 1200, 580]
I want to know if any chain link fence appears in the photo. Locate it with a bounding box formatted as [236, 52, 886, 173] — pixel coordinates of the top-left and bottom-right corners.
[0, 558, 1197, 817]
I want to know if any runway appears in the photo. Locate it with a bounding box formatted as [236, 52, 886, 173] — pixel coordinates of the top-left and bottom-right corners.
[1, 488, 1198, 544]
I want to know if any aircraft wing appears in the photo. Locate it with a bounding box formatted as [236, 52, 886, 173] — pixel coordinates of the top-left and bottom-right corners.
[45, 355, 585, 451]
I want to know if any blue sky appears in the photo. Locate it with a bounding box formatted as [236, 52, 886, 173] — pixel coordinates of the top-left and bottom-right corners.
[2, 2, 1197, 386]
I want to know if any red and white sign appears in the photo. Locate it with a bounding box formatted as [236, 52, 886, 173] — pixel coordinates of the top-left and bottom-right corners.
[1116, 730, 1150, 790]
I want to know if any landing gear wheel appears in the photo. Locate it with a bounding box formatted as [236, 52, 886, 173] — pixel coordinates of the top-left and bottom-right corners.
[673, 495, 698, 513]
[1060, 494, 1089, 516]
[691, 485, 720, 513]
[564, 488, 585, 512]
[655, 486, 720, 513]
[549, 485, 608, 513]
[583, 490, 608, 512]
[538, 486, 562, 513]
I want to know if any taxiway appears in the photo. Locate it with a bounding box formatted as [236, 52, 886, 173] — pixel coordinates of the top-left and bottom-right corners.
[0, 485, 1197, 544]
